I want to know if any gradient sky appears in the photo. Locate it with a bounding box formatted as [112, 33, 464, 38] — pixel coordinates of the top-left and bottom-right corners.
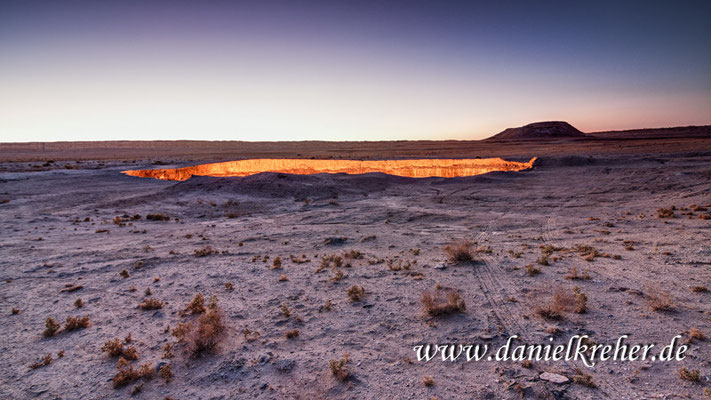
[1, 0, 710, 142]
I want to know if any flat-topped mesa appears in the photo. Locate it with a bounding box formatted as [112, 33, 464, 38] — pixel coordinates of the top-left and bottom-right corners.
[122, 157, 537, 181]
[489, 121, 586, 140]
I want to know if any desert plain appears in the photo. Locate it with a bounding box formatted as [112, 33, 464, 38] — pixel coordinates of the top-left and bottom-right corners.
[1, 124, 710, 399]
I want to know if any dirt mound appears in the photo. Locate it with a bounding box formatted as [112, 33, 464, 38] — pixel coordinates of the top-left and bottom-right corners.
[489, 121, 586, 140]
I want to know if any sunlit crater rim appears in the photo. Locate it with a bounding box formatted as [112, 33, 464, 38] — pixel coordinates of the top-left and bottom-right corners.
[122, 157, 537, 181]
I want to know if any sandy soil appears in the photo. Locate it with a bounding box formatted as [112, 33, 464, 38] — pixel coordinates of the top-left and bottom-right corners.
[1, 140, 710, 399]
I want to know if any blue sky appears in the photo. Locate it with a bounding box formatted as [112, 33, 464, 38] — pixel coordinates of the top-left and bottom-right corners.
[1, 0, 709, 142]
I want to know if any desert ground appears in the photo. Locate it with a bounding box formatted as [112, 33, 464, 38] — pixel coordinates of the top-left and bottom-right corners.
[1, 128, 710, 399]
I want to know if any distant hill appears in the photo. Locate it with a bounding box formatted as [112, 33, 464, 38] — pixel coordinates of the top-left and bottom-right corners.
[488, 121, 586, 140]
[588, 125, 710, 139]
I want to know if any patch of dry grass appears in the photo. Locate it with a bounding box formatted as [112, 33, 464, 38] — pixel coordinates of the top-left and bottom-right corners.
[526, 264, 541, 276]
[158, 364, 173, 382]
[146, 213, 170, 221]
[194, 246, 218, 257]
[182, 293, 206, 315]
[64, 315, 90, 331]
[139, 298, 164, 310]
[535, 286, 587, 320]
[347, 285, 365, 302]
[657, 207, 675, 219]
[678, 367, 700, 383]
[329, 353, 350, 382]
[566, 266, 591, 280]
[421, 286, 466, 316]
[646, 286, 673, 312]
[444, 240, 475, 263]
[29, 354, 53, 369]
[571, 368, 596, 387]
[688, 328, 705, 342]
[112, 358, 154, 388]
[44, 317, 61, 337]
[243, 328, 260, 342]
[101, 338, 138, 360]
[172, 299, 226, 356]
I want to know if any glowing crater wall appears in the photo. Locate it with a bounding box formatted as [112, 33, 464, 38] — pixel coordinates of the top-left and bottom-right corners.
[123, 157, 537, 181]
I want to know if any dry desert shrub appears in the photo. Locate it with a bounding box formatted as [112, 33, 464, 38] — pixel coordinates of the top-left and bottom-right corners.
[574, 244, 599, 262]
[271, 256, 282, 269]
[279, 274, 289, 281]
[444, 240, 475, 263]
[65, 315, 90, 331]
[146, 213, 170, 221]
[101, 338, 125, 357]
[74, 298, 84, 308]
[289, 254, 309, 264]
[508, 250, 523, 258]
[11, 308, 20, 315]
[172, 300, 226, 356]
[323, 299, 333, 311]
[243, 328, 260, 342]
[678, 367, 700, 383]
[224, 282, 234, 291]
[101, 338, 138, 360]
[572, 368, 596, 388]
[344, 250, 364, 260]
[29, 354, 53, 369]
[317, 254, 345, 272]
[194, 246, 218, 257]
[329, 353, 350, 382]
[280, 302, 291, 318]
[657, 207, 675, 218]
[536, 255, 550, 265]
[422, 375, 435, 387]
[646, 286, 673, 311]
[112, 357, 154, 388]
[690, 286, 708, 293]
[162, 343, 174, 358]
[566, 266, 591, 280]
[526, 264, 541, 276]
[347, 285, 365, 302]
[183, 293, 206, 315]
[44, 317, 61, 337]
[535, 286, 586, 320]
[131, 383, 143, 396]
[688, 328, 705, 342]
[387, 259, 415, 271]
[285, 329, 300, 339]
[421, 286, 466, 316]
[120, 269, 130, 278]
[139, 298, 164, 310]
[540, 244, 563, 256]
[158, 364, 173, 382]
